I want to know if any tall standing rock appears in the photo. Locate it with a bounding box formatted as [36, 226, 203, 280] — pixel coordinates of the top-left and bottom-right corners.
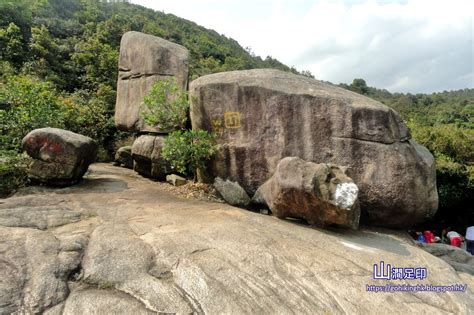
[115, 31, 189, 132]
[189, 69, 438, 228]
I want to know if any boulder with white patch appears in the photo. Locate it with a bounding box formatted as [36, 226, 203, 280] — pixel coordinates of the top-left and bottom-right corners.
[255, 157, 360, 229]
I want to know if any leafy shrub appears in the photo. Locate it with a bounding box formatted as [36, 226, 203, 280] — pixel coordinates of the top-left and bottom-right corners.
[161, 130, 216, 179]
[140, 78, 189, 131]
[61, 87, 115, 148]
[0, 150, 29, 197]
[408, 121, 473, 164]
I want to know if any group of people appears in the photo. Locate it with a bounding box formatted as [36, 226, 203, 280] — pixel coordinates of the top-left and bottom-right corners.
[410, 226, 474, 255]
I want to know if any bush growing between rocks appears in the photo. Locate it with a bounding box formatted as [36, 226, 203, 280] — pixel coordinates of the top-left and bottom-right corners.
[162, 130, 216, 180]
[140, 78, 189, 130]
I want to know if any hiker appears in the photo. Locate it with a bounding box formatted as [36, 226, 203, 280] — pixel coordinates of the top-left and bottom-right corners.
[423, 231, 435, 243]
[466, 226, 474, 255]
[416, 232, 426, 243]
[446, 231, 463, 248]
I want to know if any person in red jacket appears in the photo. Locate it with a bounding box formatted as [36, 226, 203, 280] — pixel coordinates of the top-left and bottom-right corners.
[447, 231, 463, 247]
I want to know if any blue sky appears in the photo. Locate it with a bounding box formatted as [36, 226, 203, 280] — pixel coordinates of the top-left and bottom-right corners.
[132, 0, 473, 93]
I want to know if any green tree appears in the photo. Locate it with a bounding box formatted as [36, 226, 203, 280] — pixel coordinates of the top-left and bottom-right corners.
[141, 78, 189, 131]
[0, 23, 25, 66]
[349, 78, 369, 95]
[0, 75, 65, 150]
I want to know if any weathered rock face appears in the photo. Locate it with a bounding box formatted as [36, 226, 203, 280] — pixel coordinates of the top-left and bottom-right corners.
[114, 145, 133, 169]
[115, 31, 189, 132]
[131, 135, 170, 179]
[214, 177, 251, 207]
[256, 157, 360, 229]
[190, 69, 438, 228]
[22, 128, 97, 186]
[0, 227, 86, 314]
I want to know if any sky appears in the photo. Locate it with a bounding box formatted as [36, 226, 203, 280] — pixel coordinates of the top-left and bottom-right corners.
[131, 0, 473, 93]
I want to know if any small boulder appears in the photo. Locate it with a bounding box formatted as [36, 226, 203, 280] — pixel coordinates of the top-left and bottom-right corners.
[214, 177, 251, 207]
[256, 157, 360, 229]
[22, 128, 97, 186]
[131, 135, 170, 179]
[166, 174, 187, 186]
[114, 146, 133, 169]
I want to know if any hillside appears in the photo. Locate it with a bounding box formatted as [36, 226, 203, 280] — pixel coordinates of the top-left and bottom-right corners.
[0, 0, 297, 92]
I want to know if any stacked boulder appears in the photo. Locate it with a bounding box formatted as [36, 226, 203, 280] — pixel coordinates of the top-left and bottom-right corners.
[114, 31, 189, 178]
[189, 69, 438, 228]
[22, 128, 97, 186]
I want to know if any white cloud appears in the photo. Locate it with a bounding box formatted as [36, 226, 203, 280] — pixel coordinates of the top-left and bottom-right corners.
[132, 0, 473, 93]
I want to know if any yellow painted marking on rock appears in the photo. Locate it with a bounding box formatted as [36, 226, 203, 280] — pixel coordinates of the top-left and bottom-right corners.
[224, 112, 241, 129]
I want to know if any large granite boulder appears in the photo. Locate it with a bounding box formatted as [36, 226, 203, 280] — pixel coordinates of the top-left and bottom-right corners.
[115, 31, 189, 132]
[190, 69, 438, 228]
[255, 157, 360, 229]
[131, 135, 170, 179]
[22, 128, 97, 186]
[114, 146, 133, 169]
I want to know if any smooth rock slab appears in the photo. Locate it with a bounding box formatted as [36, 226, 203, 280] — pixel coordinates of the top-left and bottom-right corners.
[0, 206, 81, 230]
[190, 69, 438, 228]
[0, 227, 83, 314]
[22, 128, 97, 186]
[419, 243, 474, 275]
[82, 223, 193, 313]
[115, 31, 189, 132]
[62, 289, 155, 315]
[1, 164, 471, 314]
[256, 157, 360, 229]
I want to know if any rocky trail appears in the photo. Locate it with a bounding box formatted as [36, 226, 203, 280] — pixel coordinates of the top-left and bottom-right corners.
[0, 163, 473, 314]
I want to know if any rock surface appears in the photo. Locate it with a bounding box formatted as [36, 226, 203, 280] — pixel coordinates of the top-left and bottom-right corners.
[189, 69, 438, 228]
[214, 177, 251, 207]
[166, 174, 186, 186]
[114, 146, 133, 169]
[0, 226, 86, 314]
[0, 164, 472, 314]
[256, 157, 360, 229]
[115, 31, 189, 132]
[419, 243, 474, 275]
[132, 135, 170, 179]
[22, 128, 97, 186]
